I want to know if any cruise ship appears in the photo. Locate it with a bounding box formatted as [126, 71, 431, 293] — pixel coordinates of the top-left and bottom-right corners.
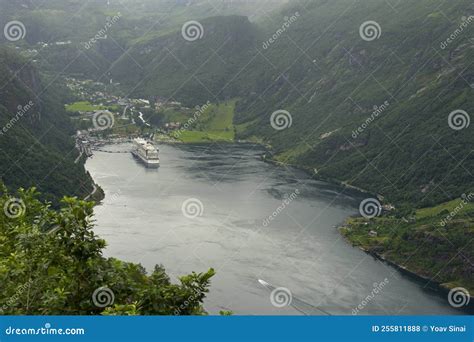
[131, 138, 160, 167]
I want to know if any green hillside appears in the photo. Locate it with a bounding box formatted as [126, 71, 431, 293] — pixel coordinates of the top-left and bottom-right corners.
[171, 100, 236, 143]
[0, 187, 214, 315]
[0, 47, 95, 204]
[0, 0, 472, 316]
[341, 196, 474, 292]
[108, 0, 473, 208]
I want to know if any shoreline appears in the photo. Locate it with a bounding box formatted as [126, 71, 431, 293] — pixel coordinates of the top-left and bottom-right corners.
[85, 139, 470, 314]
[262, 155, 375, 199]
[86, 138, 473, 313]
[341, 233, 474, 313]
[261, 151, 473, 313]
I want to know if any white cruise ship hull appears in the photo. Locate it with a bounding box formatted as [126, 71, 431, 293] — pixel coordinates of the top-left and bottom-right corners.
[132, 150, 160, 168]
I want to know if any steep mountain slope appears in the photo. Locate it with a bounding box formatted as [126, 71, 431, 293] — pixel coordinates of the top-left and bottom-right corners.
[0, 0, 286, 81]
[0, 47, 95, 204]
[235, 0, 474, 207]
[110, 0, 473, 207]
[110, 15, 261, 103]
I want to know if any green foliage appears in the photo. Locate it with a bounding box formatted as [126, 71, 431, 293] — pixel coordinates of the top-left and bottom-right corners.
[0, 185, 215, 315]
[341, 199, 474, 292]
[102, 303, 140, 316]
[174, 130, 234, 143]
[65, 101, 110, 112]
[106, 0, 473, 208]
[0, 47, 96, 205]
[171, 101, 237, 143]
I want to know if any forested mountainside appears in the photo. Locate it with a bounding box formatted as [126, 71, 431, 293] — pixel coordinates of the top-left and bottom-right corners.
[0, 188, 215, 315]
[109, 0, 474, 207]
[1, 0, 472, 207]
[0, 0, 285, 78]
[0, 0, 472, 316]
[0, 48, 94, 204]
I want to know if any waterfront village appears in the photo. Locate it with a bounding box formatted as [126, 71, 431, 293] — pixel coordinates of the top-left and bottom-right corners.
[66, 77, 190, 156]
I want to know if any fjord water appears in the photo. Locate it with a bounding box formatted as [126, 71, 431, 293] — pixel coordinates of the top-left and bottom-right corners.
[86, 143, 457, 315]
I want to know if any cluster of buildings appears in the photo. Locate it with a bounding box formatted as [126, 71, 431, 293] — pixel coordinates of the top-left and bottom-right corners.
[65, 78, 121, 106]
[164, 122, 181, 130]
[66, 78, 198, 136]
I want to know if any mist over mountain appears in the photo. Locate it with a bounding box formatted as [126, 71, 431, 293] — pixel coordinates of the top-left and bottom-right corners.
[1, 0, 473, 206]
[0, 0, 473, 320]
[108, 0, 473, 206]
[0, 48, 95, 203]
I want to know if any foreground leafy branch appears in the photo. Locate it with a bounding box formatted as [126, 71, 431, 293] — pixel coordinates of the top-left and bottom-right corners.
[0, 184, 215, 315]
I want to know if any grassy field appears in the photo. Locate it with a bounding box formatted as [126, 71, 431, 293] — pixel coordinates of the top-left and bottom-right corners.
[162, 107, 191, 123]
[172, 100, 236, 143]
[176, 130, 234, 143]
[341, 197, 474, 292]
[416, 198, 474, 219]
[65, 101, 119, 113]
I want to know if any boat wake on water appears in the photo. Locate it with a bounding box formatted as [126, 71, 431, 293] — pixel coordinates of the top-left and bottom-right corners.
[258, 279, 332, 316]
